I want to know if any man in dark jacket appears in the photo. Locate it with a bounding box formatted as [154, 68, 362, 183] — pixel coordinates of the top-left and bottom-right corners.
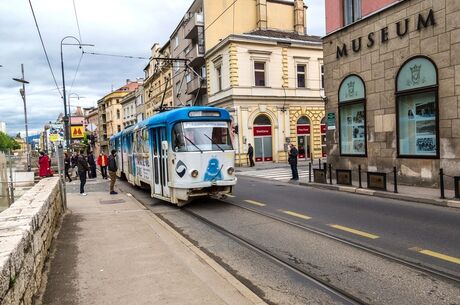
[77, 150, 89, 196]
[288, 144, 299, 181]
[247, 143, 255, 167]
[87, 151, 97, 179]
[108, 149, 118, 195]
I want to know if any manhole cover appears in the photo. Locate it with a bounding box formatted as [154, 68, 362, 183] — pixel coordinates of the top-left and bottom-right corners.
[99, 199, 126, 204]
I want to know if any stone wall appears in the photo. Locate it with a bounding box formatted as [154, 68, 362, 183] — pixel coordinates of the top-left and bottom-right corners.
[0, 178, 64, 305]
[323, 0, 460, 187]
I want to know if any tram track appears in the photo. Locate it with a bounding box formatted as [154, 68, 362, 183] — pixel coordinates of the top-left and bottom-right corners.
[220, 199, 460, 285]
[181, 207, 369, 305]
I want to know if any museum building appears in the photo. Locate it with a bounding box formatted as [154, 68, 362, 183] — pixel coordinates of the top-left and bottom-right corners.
[323, 0, 460, 187]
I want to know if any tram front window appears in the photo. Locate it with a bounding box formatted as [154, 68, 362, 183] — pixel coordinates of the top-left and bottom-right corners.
[173, 121, 233, 152]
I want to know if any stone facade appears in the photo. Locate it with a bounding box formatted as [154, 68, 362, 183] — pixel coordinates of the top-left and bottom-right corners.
[0, 178, 64, 305]
[323, 0, 460, 187]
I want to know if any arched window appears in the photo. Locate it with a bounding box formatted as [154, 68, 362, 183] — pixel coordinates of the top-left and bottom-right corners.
[254, 114, 271, 126]
[297, 116, 310, 125]
[396, 57, 438, 157]
[339, 74, 366, 156]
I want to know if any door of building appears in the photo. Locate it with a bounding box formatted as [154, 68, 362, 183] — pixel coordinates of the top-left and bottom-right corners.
[297, 117, 311, 160]
[254, 126, 273, 162]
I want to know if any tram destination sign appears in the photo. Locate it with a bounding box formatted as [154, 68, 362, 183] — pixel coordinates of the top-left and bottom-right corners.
[336, 9, 435, 59]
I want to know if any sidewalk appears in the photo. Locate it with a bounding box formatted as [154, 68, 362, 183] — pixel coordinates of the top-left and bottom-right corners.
[38, 177, 265, 305]
[236, 162, 459, 209]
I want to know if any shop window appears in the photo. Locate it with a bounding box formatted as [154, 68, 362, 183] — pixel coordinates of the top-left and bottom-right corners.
[396, 56, 438, 158]
[344, 0, 361, 26]
[339, 74, 366, 156]
[254, 62, 266, 87]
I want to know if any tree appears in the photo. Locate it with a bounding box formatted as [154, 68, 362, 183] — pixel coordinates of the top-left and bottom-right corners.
[0, 132, 20, 152]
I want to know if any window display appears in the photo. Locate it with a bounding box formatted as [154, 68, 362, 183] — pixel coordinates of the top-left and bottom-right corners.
[397, 57, 438, 157]
[339, 75, 366, 156]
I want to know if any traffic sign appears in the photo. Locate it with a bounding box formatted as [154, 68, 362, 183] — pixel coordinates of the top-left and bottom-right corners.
[71, 126, 85, 139]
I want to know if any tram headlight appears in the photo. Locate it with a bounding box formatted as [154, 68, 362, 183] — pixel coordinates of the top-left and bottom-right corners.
[191, 170, 199, 178]
[227, 167, 235, 175]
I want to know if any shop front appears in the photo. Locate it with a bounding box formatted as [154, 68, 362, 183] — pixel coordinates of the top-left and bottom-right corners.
[253, 115, 273, 162]
[296, 116, 311, 160]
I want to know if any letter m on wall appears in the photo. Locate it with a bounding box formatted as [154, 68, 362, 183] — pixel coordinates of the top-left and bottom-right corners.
[417, 9, 435, 30]
[336, 44, 348, 59]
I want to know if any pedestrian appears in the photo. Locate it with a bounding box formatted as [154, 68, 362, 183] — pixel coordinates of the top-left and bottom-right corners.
[77, 150, 89, 196]
[288, 144, 299, 181]
[247, 143, 255, 167]
[64, 152, 72, 182]
[70, 152, 78, 178]
[87, 151, 97, 179]
[38, 151, 50, 178]
[97, 152, 108, 179]
[108, 149, 118, 195]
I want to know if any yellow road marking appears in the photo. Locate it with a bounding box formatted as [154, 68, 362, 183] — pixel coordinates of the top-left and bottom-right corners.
[329, 224, 379, 239]
[418, 249, 460, 265]
[226, 194, 236, 198]
[281, 210, 311, 220]
[244, 200, 266, 207]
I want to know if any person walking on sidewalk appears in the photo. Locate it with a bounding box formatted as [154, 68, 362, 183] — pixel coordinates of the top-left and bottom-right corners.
[247, 143, 255, 167]
[98, 152, 108, 179]
[77, 150, 89, 196]
[288, 144, 299, 181]
[64, 152, 72, 182]
[87, 151, 97, 179]
[108, 149, 118, 195]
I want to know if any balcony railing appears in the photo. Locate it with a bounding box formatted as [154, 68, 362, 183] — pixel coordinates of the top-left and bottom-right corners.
[184, 13, 204, 39]
[186, 43, 205, 68]
[186, 76, 207, 95]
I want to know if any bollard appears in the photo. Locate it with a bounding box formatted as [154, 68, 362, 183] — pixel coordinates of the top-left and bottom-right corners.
[329, 164, 333, 184]
[319, 158, 322, 169]
[393, 167, 398, 193]
[308, 162, 312, 183]
[439, 168, 445, 199]
[358, 165, 362, 188]
[323, 163, 327, 174]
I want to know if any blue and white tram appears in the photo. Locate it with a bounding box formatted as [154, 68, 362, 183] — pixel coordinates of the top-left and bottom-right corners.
[109, 106, 237, 206]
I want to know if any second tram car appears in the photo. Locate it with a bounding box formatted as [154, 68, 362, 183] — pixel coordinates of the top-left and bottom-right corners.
[109, 106, 237, 206]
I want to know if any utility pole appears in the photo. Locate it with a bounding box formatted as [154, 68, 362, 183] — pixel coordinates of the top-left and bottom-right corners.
[13, 64, 31, 171]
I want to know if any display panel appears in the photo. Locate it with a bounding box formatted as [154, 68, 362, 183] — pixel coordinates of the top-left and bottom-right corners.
[340, 103, 365, 155]
[398, 92, 437, 156]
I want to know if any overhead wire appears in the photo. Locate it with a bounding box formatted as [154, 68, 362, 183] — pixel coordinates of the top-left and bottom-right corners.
[27, 0, 63, 98]
[82, 51, 149, 60]
[67, 51, 84, 96]
[72, 0, 83, 43]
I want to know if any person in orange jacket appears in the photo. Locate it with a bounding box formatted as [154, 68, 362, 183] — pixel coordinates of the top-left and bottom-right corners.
[97, 152, 108, 179]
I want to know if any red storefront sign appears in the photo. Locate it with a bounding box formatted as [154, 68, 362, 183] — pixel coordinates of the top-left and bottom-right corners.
[321, 124, 327, 134]
[253, 126, 272, 136]
[297, 125, 310, 135]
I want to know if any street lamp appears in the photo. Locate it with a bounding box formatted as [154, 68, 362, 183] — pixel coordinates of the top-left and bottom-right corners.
[61, 36, 94, 149]
[12, 64, 31, 171]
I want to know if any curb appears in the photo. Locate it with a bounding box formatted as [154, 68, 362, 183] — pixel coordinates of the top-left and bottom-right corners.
[126, 191, 267, 305]
[299, 182, 460, 209]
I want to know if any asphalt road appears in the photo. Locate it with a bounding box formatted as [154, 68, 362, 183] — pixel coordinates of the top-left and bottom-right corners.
[229, 175, 460, 277]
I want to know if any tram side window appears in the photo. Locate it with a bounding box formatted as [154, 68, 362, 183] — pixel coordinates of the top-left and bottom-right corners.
[172, 123, 186, 152]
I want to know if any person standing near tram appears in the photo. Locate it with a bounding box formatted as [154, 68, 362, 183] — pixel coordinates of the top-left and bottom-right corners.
[247, 143, 255, 167]
[288, 144, 299, 181]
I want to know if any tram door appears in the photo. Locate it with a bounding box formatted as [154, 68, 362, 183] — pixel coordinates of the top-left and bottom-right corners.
[151, 128, 170, 198]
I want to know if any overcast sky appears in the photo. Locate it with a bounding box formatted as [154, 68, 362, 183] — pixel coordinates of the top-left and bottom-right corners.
[0, 0, 325, 136]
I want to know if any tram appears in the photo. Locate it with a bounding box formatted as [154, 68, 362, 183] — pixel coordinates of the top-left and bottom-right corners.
[109, 106, 237, 206]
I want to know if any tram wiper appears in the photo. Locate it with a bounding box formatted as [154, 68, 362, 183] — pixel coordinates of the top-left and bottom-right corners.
[204, 134, 224, 152]
[184, 135, 203, 153]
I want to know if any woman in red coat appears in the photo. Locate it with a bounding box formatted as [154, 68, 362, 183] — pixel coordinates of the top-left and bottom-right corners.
[38, 151, 51, 178]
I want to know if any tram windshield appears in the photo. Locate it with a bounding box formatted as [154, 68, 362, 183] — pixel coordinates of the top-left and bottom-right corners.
[172, 121, 233, 152]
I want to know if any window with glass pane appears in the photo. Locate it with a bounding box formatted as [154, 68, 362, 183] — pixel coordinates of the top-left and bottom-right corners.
[297, 65, 306, 88]
[320, 65, 324, 89]
[344, 0, 361, 25]
[216, 66, 222, 91]
[396, 57, 438, 157]
[254, 62, 266, 87]
[338, 75, 366, 155]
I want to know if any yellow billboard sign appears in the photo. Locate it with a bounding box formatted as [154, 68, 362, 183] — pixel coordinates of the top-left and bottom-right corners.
[71, 126, 85, 139]
[49, 134, 61, 142]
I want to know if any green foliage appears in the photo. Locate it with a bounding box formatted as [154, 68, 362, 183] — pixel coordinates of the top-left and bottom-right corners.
[0, 132, 21, 152]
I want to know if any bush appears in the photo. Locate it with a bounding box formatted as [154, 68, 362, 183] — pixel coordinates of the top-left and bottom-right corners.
[0, 132, 21, 152]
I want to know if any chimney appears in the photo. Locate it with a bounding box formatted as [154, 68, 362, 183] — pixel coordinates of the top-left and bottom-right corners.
[256, 0, 267, 30]
[294, 0, 305, 35]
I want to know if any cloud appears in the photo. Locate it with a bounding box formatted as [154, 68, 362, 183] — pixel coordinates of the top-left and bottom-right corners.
[0, 0, 325, 135]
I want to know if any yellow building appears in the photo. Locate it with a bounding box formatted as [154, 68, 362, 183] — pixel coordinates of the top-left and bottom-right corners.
[98, 81, 140, 152]
[144, 42, 173, 118]
[204, 0, 325, 165]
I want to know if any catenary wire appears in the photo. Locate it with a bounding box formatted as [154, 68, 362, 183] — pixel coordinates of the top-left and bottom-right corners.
[72, 0, 83, 43]
[67, 51, 84, 97]
[28, 0, 63, 98]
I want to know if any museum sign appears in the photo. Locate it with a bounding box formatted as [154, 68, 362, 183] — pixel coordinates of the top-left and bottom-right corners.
[336, 9, 436, 59]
